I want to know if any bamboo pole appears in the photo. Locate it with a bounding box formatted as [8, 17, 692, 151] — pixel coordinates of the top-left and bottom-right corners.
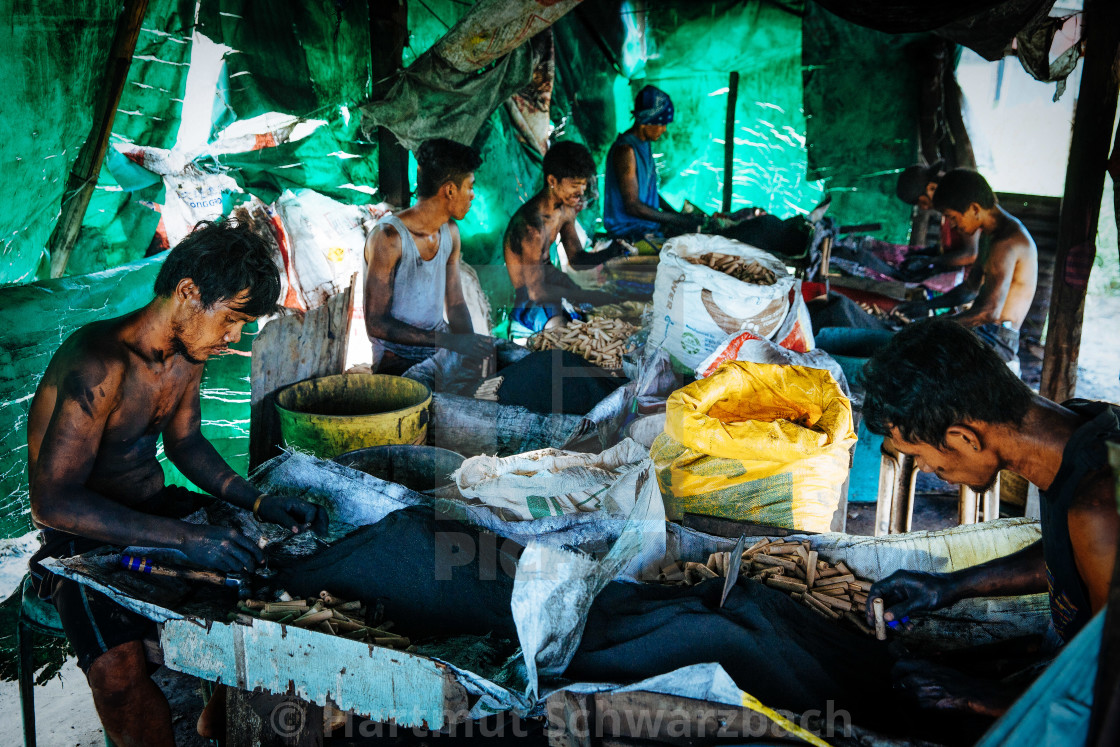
[1039, 0, 1120, 403]
[722, 71, 739, 214]
[47, 0, 149, 279]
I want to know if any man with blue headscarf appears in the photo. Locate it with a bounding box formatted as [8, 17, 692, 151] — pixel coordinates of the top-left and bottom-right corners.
[603, 85, 703, 240]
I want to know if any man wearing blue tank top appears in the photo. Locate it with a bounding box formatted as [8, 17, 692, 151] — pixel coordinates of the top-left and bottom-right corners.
[603, 85, 703, 240]
[364, 139, 494, 375]
[860, 318, 1118, 717]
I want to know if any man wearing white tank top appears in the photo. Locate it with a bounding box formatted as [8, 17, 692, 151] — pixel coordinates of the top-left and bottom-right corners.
[365, 139, 494, 375]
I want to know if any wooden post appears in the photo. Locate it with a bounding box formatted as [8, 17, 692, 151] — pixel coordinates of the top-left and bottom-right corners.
[370, 0, 410, 208]
[1039, 0, 1120, 403]
[722, 71, 740, 214]
[47, 0, 149, 278]
[1089, 442, 1120, 746]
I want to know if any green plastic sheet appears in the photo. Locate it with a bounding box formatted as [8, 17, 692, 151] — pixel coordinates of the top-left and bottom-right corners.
[803, 2, 925, 242]
[0, 0, 121, 286]
[111, 0, 195, 150]
[196, 0, 372, 128]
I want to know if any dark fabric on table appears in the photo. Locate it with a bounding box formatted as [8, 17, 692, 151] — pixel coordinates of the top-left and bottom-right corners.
[274, 505, 523, 639]
[497, 349, 624, 416]
[566, 577, 898, 723]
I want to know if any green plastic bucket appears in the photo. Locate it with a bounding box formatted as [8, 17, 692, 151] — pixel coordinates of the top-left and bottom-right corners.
[274, 374, 431, 460]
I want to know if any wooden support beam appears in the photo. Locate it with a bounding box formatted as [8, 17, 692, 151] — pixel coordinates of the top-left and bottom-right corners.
[370, 0, 410, 208]
[722, 71, 739, 214]
[1089, 443, 1120, 746]
[1039, 0, 1120, 403]
[47, 0, 149, 279]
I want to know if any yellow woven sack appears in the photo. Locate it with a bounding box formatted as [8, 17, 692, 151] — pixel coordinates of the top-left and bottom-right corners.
[650, 361, 856, 531]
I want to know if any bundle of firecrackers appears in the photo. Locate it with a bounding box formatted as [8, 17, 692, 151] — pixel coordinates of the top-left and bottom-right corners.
[229, 590, 410, 649]
[684, 252, 778, 285]
[527, 316, 638, 370]
[658, 538, 876, 636]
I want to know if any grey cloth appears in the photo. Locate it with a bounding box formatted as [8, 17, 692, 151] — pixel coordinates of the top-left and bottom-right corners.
[375, 214, 452, 365]
[973, 322, 1020, 364]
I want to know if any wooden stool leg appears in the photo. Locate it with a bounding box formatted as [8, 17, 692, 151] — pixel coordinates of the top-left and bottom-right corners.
[874, 452, 897, 537]
[982, 473, 1001, 522]
[959, 486, 979, 525]
[18, 621, 37, 747]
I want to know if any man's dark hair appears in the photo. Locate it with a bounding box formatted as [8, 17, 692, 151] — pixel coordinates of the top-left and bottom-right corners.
[154, 219, 280, 317]
[543, 141, 596, 182]
[895, 160, 943, 204]
[415, 138, 483, 199]
[860, 318, 1032, 447]
[932, 169, 996, 214]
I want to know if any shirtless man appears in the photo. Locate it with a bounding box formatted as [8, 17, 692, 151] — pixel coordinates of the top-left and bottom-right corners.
[27, 220, 328, 746]
[860, 318, 1118, 717]
[504, 141, 621, 332]
[895, 169, 1037, 370]
[894, 161, 980, 279]
[602, 85, 703, 240]
[365, 138, 492, 374]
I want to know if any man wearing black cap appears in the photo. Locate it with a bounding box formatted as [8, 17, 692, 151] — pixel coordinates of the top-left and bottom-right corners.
[895, 160, 980, 279]
[602, 84, 703, 240]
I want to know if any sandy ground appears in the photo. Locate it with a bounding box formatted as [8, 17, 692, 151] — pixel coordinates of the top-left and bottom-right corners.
[1074, 293, 1120, 404]
[0, 662, 208, 746]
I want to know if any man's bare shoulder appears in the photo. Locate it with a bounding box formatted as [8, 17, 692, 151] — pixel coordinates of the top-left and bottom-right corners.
[44, 321, 131, 406]
[366, 221, 403, 264]
[992, 208, 1036, 257]
[504, 200, 546, 254]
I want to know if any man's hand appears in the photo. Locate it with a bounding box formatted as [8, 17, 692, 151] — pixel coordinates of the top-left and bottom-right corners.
[894, 300, 932, 322]
[440, 332, 494, 359]
[867, 570, 956, 629]
[256, 495, 329, 535]
[181, 525, 264, 573]
[900, 255, 941, 280]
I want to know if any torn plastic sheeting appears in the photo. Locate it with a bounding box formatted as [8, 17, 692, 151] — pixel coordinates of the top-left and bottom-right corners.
[434, 0, 584, 74]
[512, 460, 666, 696]
[112, 0, 196, 151]
[359, 45, 537, 152]
[638, 1, 824, 218]
[195, 0, 371, 134]
[803, 3, 923, 243]
[543, 662, 831, 747]
[0, 0, 120, 286]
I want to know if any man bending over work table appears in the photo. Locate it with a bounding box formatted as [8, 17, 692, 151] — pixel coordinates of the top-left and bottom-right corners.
[862, 318, 1118, 717]
[504, 141, 621, 332]
[895, 169, 1037, 372]
[602, 84, 704, 240]
[365, 138, 493, 374]
[894, 160, 980, 280]
[27, 220, 328, 747]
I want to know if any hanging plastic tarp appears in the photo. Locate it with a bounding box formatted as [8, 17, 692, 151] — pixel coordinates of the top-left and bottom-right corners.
[637, 1, 825, 218]
[111, 0, 195, 150]
[803, 3, 925, 243]
[0, 0, 121, 286]
[195, 0, 372, 132]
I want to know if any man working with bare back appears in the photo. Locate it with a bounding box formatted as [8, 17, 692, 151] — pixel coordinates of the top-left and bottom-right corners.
[365, 138, 493, 374]
[27, 220, 327, 747]
[895, 169, 1037, 372]
[504, 141, 622, 332]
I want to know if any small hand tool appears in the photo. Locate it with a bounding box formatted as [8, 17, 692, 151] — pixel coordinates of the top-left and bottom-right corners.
[720, 534, 749, 608]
